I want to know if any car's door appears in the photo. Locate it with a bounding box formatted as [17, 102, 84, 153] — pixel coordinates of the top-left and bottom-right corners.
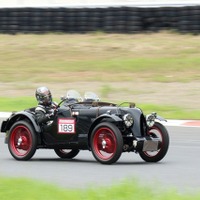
[42, 106, 78, 144]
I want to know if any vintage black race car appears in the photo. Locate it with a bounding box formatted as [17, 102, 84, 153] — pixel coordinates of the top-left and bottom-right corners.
[1, 90, 169, 164]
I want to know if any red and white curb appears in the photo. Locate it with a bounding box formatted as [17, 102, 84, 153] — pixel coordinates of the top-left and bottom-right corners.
[161, 120, 200, 127]
[0, 112, 199, 128]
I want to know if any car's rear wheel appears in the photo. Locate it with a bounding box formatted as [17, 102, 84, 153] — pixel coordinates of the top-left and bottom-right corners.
[90, 122, 123, 164]
[8, 120, 37, 160]
[54, 149, 80, 159]
[139, 122, 169, 162]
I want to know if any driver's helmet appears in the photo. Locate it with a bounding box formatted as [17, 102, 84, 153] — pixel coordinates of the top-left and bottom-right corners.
[35, 86, 52, 106]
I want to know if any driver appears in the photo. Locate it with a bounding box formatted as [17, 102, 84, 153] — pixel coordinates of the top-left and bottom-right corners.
[35, 86, 57, 124]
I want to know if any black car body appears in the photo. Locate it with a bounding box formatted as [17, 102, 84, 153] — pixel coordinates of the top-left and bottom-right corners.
[1, 90, 169, 164]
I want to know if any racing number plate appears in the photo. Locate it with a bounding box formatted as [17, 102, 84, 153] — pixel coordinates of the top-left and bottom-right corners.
[58, 118, 76, 134]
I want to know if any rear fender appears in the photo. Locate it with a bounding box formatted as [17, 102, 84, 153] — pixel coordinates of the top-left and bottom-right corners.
[4, 111, 42, 144]
[3, 111, 41, 133]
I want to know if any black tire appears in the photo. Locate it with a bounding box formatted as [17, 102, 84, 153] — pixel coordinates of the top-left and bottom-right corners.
[139, 122, 169, 162]
[90, 122, 123, 164]
[54, 149, 80, 159]
[8, 120, 37, 160]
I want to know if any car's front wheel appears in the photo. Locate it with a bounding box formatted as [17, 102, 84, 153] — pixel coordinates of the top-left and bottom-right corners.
[8, 120, 37, 160]
[54, 149, 80, 159]
[90, 122, 123, 164]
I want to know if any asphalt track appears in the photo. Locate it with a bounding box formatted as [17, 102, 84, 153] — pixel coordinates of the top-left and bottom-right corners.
[0, 122, 200, 192]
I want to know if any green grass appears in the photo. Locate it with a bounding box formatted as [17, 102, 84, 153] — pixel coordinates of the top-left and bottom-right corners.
[138, 104, 200, 120]
[0, 177, 200, 200]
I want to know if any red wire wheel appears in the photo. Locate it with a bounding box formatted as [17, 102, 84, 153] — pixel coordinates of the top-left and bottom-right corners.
[8, 121, 37, 160]
[90, 122, 123, 164]
[139, 122, 169, 162]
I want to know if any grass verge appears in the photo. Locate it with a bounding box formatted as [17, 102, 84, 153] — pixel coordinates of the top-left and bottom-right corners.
[0, 177, 200, 200]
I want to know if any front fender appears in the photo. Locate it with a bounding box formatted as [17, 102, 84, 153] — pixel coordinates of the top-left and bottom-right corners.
[87, 114, 123, 147]
[92, 113, 123, 126]
[3, 111, 41, 133]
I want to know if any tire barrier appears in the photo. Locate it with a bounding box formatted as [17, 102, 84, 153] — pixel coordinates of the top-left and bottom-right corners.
[0, 6, 200, 34]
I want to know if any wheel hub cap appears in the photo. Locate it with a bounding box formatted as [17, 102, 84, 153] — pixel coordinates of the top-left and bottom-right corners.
[17, 135, 29, 150]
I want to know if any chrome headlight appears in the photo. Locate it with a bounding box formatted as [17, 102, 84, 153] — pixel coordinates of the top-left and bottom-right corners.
[123, 114, 134, 128]
[146, 112, 157, 127]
